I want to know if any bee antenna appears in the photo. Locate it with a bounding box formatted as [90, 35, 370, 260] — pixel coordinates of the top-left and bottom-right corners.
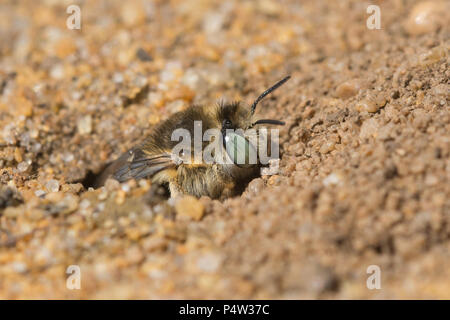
[250, 75, 291, 114]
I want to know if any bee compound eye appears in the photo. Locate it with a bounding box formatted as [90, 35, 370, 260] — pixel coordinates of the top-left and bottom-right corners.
[225, 132, 257, 167]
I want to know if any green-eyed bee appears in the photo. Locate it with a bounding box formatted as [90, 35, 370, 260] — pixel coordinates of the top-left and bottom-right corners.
[96, 76, 290, 199]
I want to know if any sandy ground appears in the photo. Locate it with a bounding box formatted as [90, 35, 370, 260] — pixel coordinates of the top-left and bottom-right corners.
[0, 0, 449, 299]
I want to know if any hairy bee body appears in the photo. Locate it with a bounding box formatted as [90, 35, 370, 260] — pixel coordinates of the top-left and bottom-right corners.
[97, 76, 290, 200]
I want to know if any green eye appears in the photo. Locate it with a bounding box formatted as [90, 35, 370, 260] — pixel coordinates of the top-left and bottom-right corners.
[225, 132, 257, 167]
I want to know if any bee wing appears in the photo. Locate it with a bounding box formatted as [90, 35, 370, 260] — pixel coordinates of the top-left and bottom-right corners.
[112, 148, 177, 183]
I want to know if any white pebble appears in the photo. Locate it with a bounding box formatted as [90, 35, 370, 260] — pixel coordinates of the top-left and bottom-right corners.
[17, 161, 30, 172]
[11, 262, 28, 274]
[35, 190, 46, 197]
[323, 173, 341, 186]
[77, 115, 92, 135]
[62, 152, 74, 163]
[196, 252, 222, 273]
[79, 199, 91, 209]
[113, 72, 124, 83]
[45, 179, 60, 193]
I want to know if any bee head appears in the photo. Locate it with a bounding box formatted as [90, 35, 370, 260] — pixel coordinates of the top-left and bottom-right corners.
[215, 76, 290, 170]
[216, 75, 291, 131]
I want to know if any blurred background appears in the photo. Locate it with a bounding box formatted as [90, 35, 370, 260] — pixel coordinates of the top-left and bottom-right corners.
[0, 0, 449, 299]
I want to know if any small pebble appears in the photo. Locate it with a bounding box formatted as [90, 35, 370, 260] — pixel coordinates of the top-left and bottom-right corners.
[105, 179, 120, 192]
[45, 179, 60, 193]
[196, 252, 222, 273]
[148, 92, 164, 108]
[247, 178, 265, 195]
[35, 190, 46, 197]
[77, 115, 93, 135]
[418, 46, 447, 67]
[115, 190, 126, 205]
[335, 79, 361, 99]
[11, 262, 28, 274]
[121, 0, 147, 27]
[62, 152, 74, 163]
[14, 148, 23, 163]
[319, 140, 336, 154]
[323, 173, 341, 186]
[61, 194, 79, 214]
[3, 206, 23, 218]
[79, 199, 91, 210]
[175, 195, 205, 221]
[17, 161, 30, 173]
[113, 72, 124, 84]
[390, 90, 400, 99]
[404, 1, 448, 36]
[359, 118, 380, 140]
[136, 48, 152, 62]
[356, 98, 379, 113]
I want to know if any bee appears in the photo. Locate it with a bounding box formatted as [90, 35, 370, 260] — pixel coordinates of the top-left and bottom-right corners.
[96, 76, 290, 199]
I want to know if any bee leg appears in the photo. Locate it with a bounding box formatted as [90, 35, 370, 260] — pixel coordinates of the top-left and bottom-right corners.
[219, 181, 236, 200]
[168, 180, 183, 199]
[210, 165, 236, 199]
